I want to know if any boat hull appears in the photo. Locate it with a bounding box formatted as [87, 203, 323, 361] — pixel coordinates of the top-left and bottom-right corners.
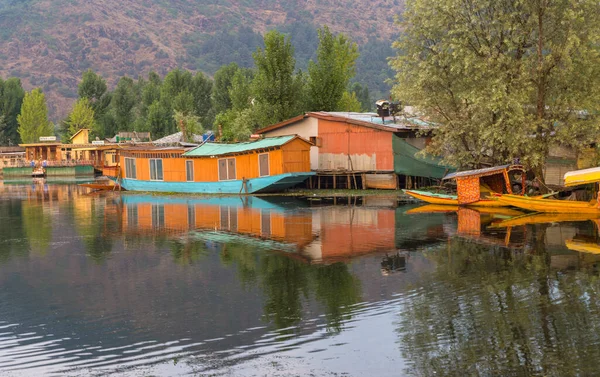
[118, 172, 315, 194]
[495, 194, 600, 213]
[403, 189, 507, 207]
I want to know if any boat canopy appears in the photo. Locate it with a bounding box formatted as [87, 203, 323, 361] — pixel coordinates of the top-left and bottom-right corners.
[443, 164, 523, 180]
[564, 166, 600, 187]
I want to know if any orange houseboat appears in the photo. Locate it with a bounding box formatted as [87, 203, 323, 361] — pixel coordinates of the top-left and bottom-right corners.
[114, 135, 315, 194]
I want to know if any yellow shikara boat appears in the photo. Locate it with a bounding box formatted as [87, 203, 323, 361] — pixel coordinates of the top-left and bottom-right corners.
[402, 190, 508, 207]
[406, 204, 524, 217]
[495, 166, 600, 213]
[565, 239, 600, 254]
[489, 212, 600, 228]
[403, 164, 526, 207]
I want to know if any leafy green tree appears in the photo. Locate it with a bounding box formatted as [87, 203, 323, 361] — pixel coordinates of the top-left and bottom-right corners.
[308, 26, 359, 111]
[0, 77, 25, 145]
[78, 70, 111, 136]
[251, 30, 304, 128]
[111, 77, 136, 132]
[337, 91, 362, 112]
[161, 69, 193, 107]
[229, 69, 254, 111]
[173, 110, 202, 142]
[391, 0, 600, 179]
[66, 98, 96, 140]
[146, 101, 174, 137]
[191, 72, 213, 128]
[78, 69, 108, 110]
[219, 108, 254, 141]
[217, 69, 256, 141]
[350, 82, 372, 112]
[212, 62, 240, 114]
[172, 91, 194, 115]
[17, 88, 53, 143]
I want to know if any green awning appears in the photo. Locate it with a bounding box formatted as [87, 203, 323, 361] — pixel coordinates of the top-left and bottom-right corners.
[393, 136, 455, 179]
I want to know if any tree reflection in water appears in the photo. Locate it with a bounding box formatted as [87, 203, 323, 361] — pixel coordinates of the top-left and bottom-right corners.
[218, 241, 362, 334]
[397, 226, 600, 377]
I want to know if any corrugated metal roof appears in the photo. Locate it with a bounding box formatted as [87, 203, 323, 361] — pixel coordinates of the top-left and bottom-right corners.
[153, 131, 205, 145]
[183, 135, 297, 157]
[443, 164, 523, 180]
[256, 110, 436, 135]
[326, 111, 434, 130]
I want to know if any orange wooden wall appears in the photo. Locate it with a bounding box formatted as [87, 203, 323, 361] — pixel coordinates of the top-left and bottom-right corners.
[319, 209, 396, 260]
[318, 119, 394, 171]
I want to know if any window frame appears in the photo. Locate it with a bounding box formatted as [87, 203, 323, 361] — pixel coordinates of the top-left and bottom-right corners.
[149, 158, 164, 181]
[125, 157, 137, 179]
[258, 153, 270, 177]
[186, 160, 194, 182]
[218, 157, 237, 181]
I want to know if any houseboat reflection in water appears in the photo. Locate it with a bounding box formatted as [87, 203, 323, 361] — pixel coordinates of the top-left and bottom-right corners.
[116, 195, 430, 268]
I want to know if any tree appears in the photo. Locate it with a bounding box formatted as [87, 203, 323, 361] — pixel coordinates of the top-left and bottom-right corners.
[216, 69, 256, 141]
[251, 30, 304, 128]
[190, 72, 213, 128]
[0, 77, 25, 145]
[173, 110, 202, 143]
[78, 69, 108, 109]
[17, 89, 53, 143]
[350, 82, 371, 112]
[337, 91, 362, 112]
[391, 0, 600, 180]
[212, 62, 240, 114]
[146, 101, 174, 138]
[66, 98, 96, 139]
[308, 26, 359, 111]
[111, 77, 136, 132]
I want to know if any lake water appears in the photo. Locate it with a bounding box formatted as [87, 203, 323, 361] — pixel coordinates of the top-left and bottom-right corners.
[1, 182, 600, 376]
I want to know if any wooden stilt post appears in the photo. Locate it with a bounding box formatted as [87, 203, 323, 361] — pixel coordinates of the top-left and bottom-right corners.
[333, 173, 336, 189]
[347, 174, 351, 189]
[362, 173, 366, 190]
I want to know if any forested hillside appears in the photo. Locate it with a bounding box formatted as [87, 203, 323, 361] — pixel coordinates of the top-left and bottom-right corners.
[0, 0, 402, 121]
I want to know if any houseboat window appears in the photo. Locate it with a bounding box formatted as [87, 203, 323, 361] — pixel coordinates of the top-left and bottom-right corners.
[127, 205, 138, 228]
[187, 205, 195, 229]
[218, 158, 236, 181]
[125, 157, 137, 179]
[152, 205, 165, 228]
[149, 158, 164, 181]
[259, 153, 269, 177]
[186, 160, 194, 182]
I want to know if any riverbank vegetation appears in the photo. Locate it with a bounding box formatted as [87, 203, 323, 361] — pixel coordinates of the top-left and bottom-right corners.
[391, 0, 600, 178]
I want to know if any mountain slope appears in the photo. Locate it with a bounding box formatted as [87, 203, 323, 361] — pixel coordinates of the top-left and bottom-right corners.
[0, 0, 403, 121]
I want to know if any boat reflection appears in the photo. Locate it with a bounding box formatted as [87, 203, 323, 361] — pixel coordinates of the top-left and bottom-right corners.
[115, 195, 424, 266]
[406, 204, 527, 249]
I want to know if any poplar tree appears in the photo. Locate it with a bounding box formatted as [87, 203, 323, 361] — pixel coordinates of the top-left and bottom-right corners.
[391, 0, 600, 181]
[308, 26, 359, 111]
[66, 98, 96, 139]
[17, 89, 53, 143]
[251, 30, 303, 127]
[0, 77, 25, 145]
